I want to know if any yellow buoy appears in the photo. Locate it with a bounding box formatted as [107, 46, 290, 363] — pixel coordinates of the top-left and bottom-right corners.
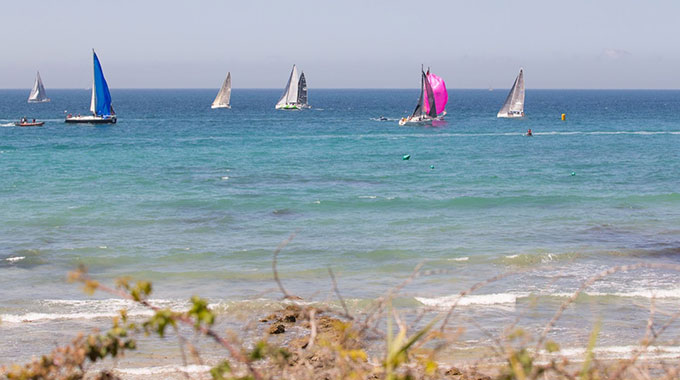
[561, 113, 566, 121]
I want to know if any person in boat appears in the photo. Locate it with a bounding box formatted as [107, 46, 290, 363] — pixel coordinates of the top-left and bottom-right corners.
[32, 119, 36, 123]
[526, 129, 533, 136]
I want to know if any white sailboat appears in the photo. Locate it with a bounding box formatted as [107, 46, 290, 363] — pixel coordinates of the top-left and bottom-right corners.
[211, 72, 232, 109]
[497, 68, 525, 118]
[27, 71, 50, 103]
[275, 64, 309, 110]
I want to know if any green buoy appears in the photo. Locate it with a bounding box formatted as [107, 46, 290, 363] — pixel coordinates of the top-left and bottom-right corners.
[571, 172, 576, 176]
[402, 154, 411, 160]
[430, 165, 435, 169]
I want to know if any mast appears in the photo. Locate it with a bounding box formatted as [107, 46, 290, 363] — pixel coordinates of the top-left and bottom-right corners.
[513, 69, 525, 112]
[410, 67, 426, 118]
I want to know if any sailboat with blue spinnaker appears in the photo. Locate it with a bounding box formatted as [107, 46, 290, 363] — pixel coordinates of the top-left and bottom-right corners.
[65, 50, 116, 124]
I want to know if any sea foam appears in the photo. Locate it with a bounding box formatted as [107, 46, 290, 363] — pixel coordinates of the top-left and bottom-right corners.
[416, 293, 523, 307]
[1, 298, 188, 324]
[545, 345, 680, 361]
[416, 286, 680, 309]
[115, 364, 211, 376]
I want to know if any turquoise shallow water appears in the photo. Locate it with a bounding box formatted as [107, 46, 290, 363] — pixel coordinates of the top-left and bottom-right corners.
[1, 89, 680, 366]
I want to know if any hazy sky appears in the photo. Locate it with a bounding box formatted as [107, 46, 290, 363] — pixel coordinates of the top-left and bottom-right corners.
[2, 0, 679, 89]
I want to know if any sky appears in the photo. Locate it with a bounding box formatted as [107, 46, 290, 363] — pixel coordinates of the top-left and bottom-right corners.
[2, 0, 680, 89]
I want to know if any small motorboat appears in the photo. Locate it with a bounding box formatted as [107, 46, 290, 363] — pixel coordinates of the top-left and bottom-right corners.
[15, 121, 45, 127]
[15, 118, 44, 127]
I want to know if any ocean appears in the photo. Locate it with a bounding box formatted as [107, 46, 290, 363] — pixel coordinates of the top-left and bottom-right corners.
[1, 88, 680, 372]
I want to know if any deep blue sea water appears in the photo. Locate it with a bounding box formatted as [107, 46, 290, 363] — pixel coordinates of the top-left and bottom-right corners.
[1, 89, 680, 369]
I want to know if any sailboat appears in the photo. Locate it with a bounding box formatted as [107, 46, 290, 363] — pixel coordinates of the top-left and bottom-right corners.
[497, 68, 525, 118]
[65, 50, 116, 124]
[211, 72, 232, 109]
[275, 64, 309, 110]
[27, 71, 50, 103]
[399, 66, 448, 126]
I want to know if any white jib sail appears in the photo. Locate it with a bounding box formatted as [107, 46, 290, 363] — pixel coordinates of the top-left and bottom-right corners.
[276, 65, 299, 108]
[497, 69, 525, 117]
[211, 72, 232, 108]
[89, 80, 97, 115]
[28, 72, 49, 102]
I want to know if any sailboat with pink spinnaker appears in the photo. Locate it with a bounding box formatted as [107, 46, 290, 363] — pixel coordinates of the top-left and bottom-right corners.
[399, 66, 448, 126]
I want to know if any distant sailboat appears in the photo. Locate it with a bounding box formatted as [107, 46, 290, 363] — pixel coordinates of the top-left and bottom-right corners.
[399, 66, 448, 126]
[497, 68, 525, 118]
[211, 72, 232, 109]
[65, 50, 116, 124]
[28, 71, 50, 103]
[275, 65, 309, 110]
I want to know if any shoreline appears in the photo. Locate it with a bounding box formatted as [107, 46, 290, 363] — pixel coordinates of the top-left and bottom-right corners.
[4, 268, 680, 380]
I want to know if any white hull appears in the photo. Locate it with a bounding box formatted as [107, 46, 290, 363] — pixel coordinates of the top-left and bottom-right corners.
[65, 115, 117, 124]
[497, 111, 525, 118]
[28, 99, 51, 103]
[276, 103, 308, 110]
[211, 104, 231, 109]
[399, 112, 446, 126]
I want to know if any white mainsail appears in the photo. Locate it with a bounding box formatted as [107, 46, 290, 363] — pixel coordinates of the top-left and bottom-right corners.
[89, 80, 96, 115]
[276, 65, 300, 109]
[28, 71, 50, 103]
[497, 68, 525, 118]
[211, 72, 232, 109]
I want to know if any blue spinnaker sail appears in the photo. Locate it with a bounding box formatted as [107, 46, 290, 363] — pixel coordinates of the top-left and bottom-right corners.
[93, 51, 113, 116]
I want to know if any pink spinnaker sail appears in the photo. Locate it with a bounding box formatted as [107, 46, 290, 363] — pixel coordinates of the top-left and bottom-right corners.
[423, 73, 448, 115]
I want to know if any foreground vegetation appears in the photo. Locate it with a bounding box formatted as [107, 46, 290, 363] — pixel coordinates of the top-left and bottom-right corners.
[2, 239, 680, 380]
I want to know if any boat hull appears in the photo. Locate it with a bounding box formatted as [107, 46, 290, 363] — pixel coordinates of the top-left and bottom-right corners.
[15, 122, 44, 127]
[65, 115, 117, 124]
[211, 104, 231, 109]
[276, 104, 303, 110]
[27, 99, 51, 103]
[497, 112, 525, 118]
[399, 112, 446, 126]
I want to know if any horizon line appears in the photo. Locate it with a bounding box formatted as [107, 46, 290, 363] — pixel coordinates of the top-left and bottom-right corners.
[3, 87, 680, 91]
